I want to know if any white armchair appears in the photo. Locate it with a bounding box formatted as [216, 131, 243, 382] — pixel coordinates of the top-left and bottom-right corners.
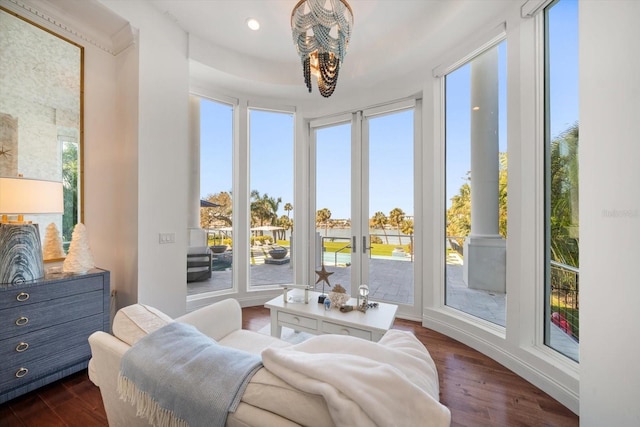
[88, 299, 296, 427]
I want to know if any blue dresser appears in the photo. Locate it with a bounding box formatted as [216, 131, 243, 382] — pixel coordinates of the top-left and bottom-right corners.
[0, 268, 110, 404]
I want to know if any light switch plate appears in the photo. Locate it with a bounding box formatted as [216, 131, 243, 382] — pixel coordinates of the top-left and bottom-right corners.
[159, 232, 175, 244]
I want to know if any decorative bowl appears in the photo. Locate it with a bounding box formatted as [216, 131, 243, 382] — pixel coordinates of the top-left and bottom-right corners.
[269, 247, 288, 259]
[327, 291, 350, 309]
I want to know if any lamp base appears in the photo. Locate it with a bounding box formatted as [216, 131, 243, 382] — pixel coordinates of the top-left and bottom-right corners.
[0, 223, 44, 284]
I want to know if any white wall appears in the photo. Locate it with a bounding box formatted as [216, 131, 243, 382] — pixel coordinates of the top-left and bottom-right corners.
[580, 1, 640, 425]
[101, 0, 190, 318]
[82, 32, 125, 307]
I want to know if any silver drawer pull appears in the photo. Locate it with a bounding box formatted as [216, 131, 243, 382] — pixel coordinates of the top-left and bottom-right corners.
[15, 367, 29, 378]
[16, 342, 29, 352]
[15, 316, 29, 326]
[16, 292, 30, 302]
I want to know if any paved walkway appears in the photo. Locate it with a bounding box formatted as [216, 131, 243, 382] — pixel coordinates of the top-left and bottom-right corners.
[187, 252, 578, 361]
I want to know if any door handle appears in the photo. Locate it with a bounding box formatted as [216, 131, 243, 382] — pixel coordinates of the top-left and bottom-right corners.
[363, 236, 372, 253]
[352, 236, 357, 253]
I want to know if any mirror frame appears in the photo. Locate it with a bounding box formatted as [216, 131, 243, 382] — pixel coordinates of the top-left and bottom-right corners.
[0, 5, 84, 261]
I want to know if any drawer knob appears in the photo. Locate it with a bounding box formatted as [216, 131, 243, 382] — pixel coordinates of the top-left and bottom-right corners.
[15, 367, 29, 378]
[16, 292, 30, 302]
[15, 316, 29, 326]
[16, 342, 29, 352]
[340, 328, 350, 335]
[293, 316, 300, 324]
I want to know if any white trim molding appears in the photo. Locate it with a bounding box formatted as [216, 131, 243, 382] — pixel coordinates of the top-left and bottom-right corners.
[1, 0, 135, 55]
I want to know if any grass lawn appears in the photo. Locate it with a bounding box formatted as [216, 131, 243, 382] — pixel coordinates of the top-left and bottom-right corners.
[322, 241, 411, 257]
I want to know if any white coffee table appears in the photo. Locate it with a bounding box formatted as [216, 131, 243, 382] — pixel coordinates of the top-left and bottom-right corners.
[264, 290, 398, 342]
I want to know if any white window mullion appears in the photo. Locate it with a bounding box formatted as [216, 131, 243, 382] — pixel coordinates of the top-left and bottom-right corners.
[354, 111, 365, 295]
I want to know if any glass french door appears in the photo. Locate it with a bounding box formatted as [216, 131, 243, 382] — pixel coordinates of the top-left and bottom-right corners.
[312, 120, 352, 295]
[311, 101, 419, 317]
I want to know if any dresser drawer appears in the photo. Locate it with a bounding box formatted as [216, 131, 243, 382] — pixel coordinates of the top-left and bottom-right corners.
[0, 290, 103, 341]
[0, 341, 91, 390]
[321, 321, 372, 340]
[278, 311, 318, 330]
[0, 275, 104, 310]
[0, 314, 102, 364]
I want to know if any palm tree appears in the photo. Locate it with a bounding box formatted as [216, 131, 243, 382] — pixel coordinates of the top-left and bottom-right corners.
[371, 211, 389, 244]
[388, 208, 405, 245]
[250, 190, 279, 226]
[549, 123, 579, 268]
[61, 142, 79, 241]
[446, 174, 471, 248]
[284, 202, 293, 218]
[401, 218, 414, 256]
[316, 208, 332, 236]
[266, 195, 282, 226]
[499, 152, 508, 238]
[277, 215, 293, 239]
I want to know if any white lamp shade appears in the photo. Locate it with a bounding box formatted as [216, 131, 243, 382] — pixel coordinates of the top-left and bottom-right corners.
[0, 177, 64, 214]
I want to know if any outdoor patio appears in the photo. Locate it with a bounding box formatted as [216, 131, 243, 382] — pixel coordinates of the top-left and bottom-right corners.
[187, 250, 578, 361]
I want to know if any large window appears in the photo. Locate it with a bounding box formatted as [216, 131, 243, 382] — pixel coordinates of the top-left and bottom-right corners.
[444, 40, 508, 325]
[249, 108, 294, 288]
[197, 98, 234, 294]
[544, 0, 579, 361]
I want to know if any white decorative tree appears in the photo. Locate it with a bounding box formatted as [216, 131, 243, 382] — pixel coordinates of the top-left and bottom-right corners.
[63, 223, 95, 273]
[43, 223, 65, 260]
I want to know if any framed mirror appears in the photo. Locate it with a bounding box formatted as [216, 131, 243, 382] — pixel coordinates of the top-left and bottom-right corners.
[0, 6, 83, 261]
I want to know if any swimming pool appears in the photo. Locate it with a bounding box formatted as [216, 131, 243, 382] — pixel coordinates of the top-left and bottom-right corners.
[322, 252, 412, 266]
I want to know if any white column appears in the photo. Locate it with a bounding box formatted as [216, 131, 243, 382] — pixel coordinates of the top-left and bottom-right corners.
[463, 46, 506, 292]
[470, 47, 499, 237]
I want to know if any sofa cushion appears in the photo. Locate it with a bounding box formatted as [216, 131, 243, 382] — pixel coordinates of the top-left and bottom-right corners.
[112, 304, 173, 346]
[241, 368, 333, 427]
[219, 329, 291, 354]
[188, 246, 211, 255]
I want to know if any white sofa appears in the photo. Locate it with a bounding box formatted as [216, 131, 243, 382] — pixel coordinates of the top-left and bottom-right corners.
[88, 299, 450, 426]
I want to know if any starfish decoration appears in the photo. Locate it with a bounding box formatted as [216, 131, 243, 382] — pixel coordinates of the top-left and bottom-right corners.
[315, 264, 334, 290]
[0, 145, 11, 159]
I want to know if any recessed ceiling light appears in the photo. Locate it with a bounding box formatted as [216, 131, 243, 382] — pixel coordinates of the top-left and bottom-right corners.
[246, 18, 260, 31]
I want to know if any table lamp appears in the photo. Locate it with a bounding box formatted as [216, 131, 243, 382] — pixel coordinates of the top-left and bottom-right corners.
[0, 177, 64, 284]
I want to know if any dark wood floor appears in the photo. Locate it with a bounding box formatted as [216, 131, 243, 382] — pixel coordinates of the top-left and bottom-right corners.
[0, 306, 579, 426]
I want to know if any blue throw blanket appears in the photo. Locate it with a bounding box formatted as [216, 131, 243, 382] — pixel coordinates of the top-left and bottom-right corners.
[118, 322, 263, 427]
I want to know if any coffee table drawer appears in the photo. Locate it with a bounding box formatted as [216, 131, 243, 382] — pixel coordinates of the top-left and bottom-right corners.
[278, 312, 317, 330]
[322, 321, 372, 340]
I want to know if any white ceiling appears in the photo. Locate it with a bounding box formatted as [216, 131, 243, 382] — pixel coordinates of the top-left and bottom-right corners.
[150, 0, 513, 108]
[38, 0, 514, 110]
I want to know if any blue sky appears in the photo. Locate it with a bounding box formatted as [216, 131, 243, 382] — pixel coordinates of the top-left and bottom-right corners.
[200, 104, 295, 216]
[201, 0, 577, 221]
[315, 110, 414, 220]
[547, 0, 579, 139]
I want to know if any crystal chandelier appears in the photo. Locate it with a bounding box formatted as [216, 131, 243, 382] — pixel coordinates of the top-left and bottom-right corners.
[291, 0, 353, 98]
